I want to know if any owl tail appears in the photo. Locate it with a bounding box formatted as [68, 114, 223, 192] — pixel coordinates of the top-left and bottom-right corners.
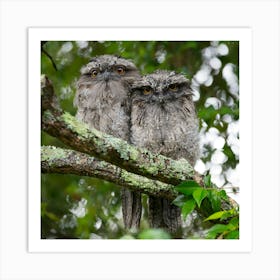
[148, 197, 182, 237]
[121, 188, 142, 229]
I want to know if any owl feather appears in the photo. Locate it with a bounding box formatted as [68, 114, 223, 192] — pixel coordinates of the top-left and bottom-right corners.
[74, 55, 142, 229]
[131, 70, 200, 235]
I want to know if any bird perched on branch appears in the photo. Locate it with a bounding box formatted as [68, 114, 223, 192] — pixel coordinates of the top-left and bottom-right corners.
[74, 54, 142, 229]
[130, 70, 200, 236]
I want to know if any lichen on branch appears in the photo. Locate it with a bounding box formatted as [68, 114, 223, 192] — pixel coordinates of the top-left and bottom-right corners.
[40, 75, 238, 212]
[41, 146, 178, 200]
[41, 75, 194, 186]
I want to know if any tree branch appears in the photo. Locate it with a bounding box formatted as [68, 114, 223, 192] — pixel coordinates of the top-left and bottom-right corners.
[41, 146, 178, 200]
[41, 75, 238, 212]
[41, 42, 58, 71]
[41, 75, 194, 186]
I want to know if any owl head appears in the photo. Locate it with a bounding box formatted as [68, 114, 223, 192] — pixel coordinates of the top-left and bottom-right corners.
[75, 55, 140, 109]
[131, 70, 192, 104]
[78, 54, 139, 86]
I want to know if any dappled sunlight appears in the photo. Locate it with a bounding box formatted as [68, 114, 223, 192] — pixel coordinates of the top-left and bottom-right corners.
[70, 198, 87, 218]
[191, 41, 239, 199]
[41, 40, 239, 239]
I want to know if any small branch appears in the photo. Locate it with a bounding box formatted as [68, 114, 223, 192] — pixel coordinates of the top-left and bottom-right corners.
[41, 146, 177, 200]
[41, 42, 58, 71]
[41, 75, 194, 186]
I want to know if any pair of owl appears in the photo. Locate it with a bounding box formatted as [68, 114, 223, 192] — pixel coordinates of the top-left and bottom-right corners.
[74, 55, 200, 235]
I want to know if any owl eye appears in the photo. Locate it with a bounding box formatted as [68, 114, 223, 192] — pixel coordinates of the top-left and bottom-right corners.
[115, 66, 126, 75]
[168, 84, 178, 91]
[143, 87, 153, 95]
[91, 69, 99, 78]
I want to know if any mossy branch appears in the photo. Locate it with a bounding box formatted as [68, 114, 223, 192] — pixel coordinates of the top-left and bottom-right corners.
[41, 75, 194, 186]
[41, 146, 237, 214]
[41, 146, 177, 200]
[41, 75, 238, 212]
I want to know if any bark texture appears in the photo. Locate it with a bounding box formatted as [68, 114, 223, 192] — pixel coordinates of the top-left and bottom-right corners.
[41, 75, 194, 186]
[40, 75, 239, 217]
[41, 146, 177, 200]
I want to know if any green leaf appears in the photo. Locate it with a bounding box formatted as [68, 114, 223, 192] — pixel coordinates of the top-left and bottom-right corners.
[229, 216, 239, 228]
[218, 190, 228, 201]
[138, 229, 171, 239]
[224, 230, 239, 239]
[192, 189, 208, 208]
[220, 209, 237, 221]
[181, 199, 196, 219]
[203, 174, 211, 187]
[172, 194, 188, 207]
[207, 190, 221, 212]
[175, 180, 202, 196]
[206, 224, 228, 239]
[176, 180, 202, 189]
[204, 211, 227, 221]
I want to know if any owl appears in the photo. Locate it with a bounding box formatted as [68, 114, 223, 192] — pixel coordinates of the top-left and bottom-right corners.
[74, 54, 142, 229]
[130, 70, 200, 235]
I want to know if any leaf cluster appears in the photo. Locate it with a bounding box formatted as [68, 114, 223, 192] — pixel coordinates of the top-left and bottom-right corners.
[173, 175, 239, 239]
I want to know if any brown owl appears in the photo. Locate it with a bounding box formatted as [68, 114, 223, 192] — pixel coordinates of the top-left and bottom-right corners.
[74, 55, 142, 229]
[130, 70, 200, 235]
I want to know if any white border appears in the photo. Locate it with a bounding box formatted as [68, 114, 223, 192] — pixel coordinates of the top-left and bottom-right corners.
[1, 1, 279, 279]
[28, 27, 252, 253]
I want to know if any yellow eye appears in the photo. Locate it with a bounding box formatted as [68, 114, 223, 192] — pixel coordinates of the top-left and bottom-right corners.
[91, 69, 99, 78]
[143, 87, 152, 95]
[115, 66, 126, 75]
[169, 84, 178, 91]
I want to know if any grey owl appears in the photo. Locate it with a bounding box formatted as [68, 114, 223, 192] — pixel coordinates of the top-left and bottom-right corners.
[74, 54, 142, 229]
[130, 70, 200, 235]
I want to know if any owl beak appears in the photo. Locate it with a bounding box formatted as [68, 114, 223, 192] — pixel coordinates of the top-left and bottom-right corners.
[157, 92, 164, 104]
[102, 71, 110, 82]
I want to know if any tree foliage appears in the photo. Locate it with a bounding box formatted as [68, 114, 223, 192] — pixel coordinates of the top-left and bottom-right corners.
[41, 41, 239, 239]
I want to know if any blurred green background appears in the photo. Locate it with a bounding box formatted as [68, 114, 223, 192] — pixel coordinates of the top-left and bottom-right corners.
[41, 41, 239, 239]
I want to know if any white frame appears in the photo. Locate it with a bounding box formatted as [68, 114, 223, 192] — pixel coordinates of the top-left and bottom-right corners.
[28, 27, 252, 253]
[1, 1, 279, 279]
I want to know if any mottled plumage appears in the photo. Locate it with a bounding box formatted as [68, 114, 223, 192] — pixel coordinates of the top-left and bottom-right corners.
[74, 55, 142, 229]
[130, 70, 200, 235]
